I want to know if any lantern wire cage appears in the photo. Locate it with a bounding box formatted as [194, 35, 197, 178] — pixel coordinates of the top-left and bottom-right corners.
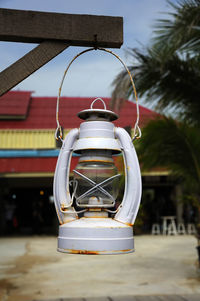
[55, 47, 142, 142]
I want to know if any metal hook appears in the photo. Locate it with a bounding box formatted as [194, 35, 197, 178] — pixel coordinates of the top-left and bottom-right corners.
[55, 126, 63, 143]
[132, 124, 142, 142]
[94, 34, 98, 50]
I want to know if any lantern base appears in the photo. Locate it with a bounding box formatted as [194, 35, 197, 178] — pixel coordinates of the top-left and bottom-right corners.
[57, 217, 134, 255]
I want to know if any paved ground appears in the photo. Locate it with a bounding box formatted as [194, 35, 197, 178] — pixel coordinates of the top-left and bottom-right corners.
[0, 235, 200, 301]
[34, 296, 200, 301]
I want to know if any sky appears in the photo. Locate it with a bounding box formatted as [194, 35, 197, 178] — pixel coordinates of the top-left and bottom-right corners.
[0, 0, 176, 100]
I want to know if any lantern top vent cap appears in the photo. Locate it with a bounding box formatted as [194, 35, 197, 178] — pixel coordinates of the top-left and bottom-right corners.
[77, 98, 118, 121]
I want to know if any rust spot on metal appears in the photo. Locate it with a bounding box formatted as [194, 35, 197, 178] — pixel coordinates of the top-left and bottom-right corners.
[122, 249, 132, 252]
[79, 159, 113, 163]
[61, 208, 68, 212]
[61, 204, 71, 212]
[63, 248, 133, 255]
[67, 249, 100, 255]
[125, 222, 133, 227]
[56, 207, 63, 224]
[113, 218, 133, 227]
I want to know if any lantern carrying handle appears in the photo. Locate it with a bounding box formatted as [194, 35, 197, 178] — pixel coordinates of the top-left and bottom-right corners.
[55, 47, 141, 142]
[90, 97, 107, 110]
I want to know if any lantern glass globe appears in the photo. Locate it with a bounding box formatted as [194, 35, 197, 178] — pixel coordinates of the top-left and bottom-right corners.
[73, 150, 120, 207]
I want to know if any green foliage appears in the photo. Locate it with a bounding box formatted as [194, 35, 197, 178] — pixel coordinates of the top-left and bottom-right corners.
[112, 48, 200, 124]
[111, 0, 200, 125]
[138, 117, 200, 194]
[111, 1, 200, 216]
[153, 0, 200, 54]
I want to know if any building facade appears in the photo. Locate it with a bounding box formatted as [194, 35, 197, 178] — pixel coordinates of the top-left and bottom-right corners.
[0, 91, 180, 235]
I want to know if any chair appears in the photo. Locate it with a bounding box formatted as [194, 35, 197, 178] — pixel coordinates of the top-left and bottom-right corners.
[177, 223, 186, 235]
[151, 223, 161, 235]
[167, 222, 177, 235]
[187, 223, 196, 234]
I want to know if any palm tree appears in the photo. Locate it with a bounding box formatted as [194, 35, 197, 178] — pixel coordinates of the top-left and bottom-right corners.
[111, 0, 200, 125]
[111, 0, 200, 224]
[136, 116, 200, 220]
[138, 117, 200, 194]
[153, 0, 200, 54]
[112, 47, 200, 124]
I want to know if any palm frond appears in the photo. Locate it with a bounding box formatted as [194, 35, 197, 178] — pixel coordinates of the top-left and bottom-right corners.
[153, 0, 200, 54]
[137, 117, 200, 189]
[111, 47, 200, 125]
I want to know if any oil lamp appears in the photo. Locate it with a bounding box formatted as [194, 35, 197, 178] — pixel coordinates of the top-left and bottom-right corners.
[53, 47, 142, 254]
[53, 97, 142, 254]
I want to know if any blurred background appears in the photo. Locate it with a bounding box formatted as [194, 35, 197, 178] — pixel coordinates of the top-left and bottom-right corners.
[0, 0, 200, 300]
[0, 0, 199, 237]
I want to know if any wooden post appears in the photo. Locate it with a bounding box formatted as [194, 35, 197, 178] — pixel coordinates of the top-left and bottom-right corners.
[0, 8, 123, 47]
[0, 41, 69, 96]
[0, 8, 123, 96]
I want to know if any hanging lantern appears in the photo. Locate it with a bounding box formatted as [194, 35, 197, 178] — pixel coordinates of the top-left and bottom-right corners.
[53, 48, 142, 254]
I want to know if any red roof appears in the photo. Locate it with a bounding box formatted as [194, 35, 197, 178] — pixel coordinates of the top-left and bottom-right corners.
[0, 91, 159, 175]
[0, 156, 123, 174]
[0, 91, 32, 119]
[0, 157, 57, 173]
[0, 91, 158, 129]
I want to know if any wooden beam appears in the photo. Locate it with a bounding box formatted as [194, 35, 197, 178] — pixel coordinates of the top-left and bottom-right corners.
[0, 8, 123, 48]
[0, 41, 69, 96]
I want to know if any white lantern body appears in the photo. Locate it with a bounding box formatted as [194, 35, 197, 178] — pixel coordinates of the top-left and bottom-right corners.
[53, 101, 142, 254]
